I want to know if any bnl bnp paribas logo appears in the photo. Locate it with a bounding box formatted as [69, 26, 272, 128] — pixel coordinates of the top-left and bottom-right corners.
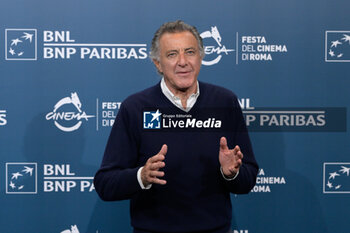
[325, 31, 350, 62]
[5, 28, 147, 60]
[6, 163, 95, 194]
[6, 163, 37, 194]
[46, 92, 95, 132]
[143, 109, 162, 129]
[323, 163, 350, 193]
[5, 29, 37, 60]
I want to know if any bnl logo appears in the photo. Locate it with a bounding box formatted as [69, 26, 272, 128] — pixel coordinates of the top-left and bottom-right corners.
[143, 109, 161, 129]
[6, 163, 37, 194]
[323, 163, 350, 194]
[5, 29, 37, 60]
[325, 31, 350, 62]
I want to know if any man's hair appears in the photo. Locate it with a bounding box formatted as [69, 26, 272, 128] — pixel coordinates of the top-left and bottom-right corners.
[149, 20, 204, 61]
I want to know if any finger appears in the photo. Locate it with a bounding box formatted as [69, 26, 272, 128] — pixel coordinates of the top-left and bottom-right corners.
[233, 145, 240, 154]
[234, 159, 242, 169]
[229, 161, 241, 171]
[150, 170, 165, 177]
[159, 144, 168, 156]
[149, 177, 167, 185]
[149, 161, 165, 170]
[228, 166, 237, 173]
[236, 151, 243, 160]
[148, 153, 165, 163]
[220, 137, 228, 150]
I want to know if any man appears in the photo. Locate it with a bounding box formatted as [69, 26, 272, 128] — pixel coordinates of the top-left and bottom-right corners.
[94, 20, 258, 233]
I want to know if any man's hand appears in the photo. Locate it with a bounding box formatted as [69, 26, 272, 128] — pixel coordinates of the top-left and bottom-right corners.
[219, 137, 243, 178]
[141, 144, 167, 187]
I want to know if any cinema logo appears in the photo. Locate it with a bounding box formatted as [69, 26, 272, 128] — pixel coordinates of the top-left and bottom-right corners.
[60, 224, 80, 233]
[243, 107, 346, 132]
[46, 92, 95, 132]
[199, 26, 288, 65]
[200, 26, 234, 66]
[251, 168, 286, 193]
[43, 30, 147, 60]
[240, 36, 287, 61]
[0, 110, 7, 126]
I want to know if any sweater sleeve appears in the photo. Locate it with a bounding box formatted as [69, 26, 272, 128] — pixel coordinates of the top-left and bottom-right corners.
[222, 96, 259, 194]
[94, 103, 142, 201]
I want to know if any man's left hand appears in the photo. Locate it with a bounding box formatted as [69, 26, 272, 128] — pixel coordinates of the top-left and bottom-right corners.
[219, 137, 243, 178]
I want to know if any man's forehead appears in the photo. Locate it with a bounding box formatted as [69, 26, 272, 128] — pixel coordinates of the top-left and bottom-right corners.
[159, 31, 198, 49]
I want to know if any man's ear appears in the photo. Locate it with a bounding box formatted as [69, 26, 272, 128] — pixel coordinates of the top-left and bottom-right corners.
[153, 59, 163, 74]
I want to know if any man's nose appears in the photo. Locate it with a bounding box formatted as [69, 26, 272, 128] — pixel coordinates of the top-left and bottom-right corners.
[178, 52, 188, 66]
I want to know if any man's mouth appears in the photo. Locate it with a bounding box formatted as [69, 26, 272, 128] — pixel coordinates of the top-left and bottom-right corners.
[176, 70, 192, 76]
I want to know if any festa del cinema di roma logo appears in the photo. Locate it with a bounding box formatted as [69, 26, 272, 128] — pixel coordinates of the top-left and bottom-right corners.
[200, 26, 234, 66]
[46, 92, 94, 132]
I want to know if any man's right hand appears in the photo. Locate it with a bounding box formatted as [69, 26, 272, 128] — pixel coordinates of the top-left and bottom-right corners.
[141, 144, 167, 187]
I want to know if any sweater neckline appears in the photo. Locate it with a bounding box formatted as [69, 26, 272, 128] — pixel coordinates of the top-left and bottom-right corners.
[156, 81, 203, 114]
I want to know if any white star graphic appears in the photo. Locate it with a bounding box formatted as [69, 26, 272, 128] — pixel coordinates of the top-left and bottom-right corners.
[331, 40, 342, 48]
[22, 166, 33, 176]
[342, 34, 350, 44]
[326, 181, 333, 188]
[21, 32, 33, 43]
[11, 38, 22, 46]
[9, 181, 16, 189]
[329, 171, 340, 180]
[340, 166, 350, 176]
[329, 49, 335, 57]
[9, 48, 16, 55]
[11, 172, 23, 180]
[151, 109, 161, 122]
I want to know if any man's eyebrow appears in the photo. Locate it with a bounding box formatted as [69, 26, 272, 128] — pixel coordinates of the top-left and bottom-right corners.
[166, 49, 178, 54]
[185, 47, 196, 51]
[165, 47, 196, 54]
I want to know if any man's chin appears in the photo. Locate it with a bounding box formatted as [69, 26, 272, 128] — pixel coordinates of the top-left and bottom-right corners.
[176, 83, 197, 93]
[165, 77, 197, 93]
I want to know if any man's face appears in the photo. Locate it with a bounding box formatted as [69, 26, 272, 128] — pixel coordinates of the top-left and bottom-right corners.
[153, 31, 202, 93]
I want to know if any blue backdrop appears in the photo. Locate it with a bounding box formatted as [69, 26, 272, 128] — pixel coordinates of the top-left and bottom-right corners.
[1, 0, 349, 232]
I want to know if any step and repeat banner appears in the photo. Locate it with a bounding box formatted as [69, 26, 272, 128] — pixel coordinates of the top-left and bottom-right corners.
[1, 0, 349, 233]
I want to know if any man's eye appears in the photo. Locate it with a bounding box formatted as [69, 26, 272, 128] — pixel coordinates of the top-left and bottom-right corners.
[186, 50, 195, 55]
[167, 53, 176, 58]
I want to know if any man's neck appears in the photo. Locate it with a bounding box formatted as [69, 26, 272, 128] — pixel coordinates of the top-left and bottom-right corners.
[164, 80, 197, 108]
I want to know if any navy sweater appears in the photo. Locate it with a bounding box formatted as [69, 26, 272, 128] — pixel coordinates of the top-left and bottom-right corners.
[94, 81, 258, 233]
